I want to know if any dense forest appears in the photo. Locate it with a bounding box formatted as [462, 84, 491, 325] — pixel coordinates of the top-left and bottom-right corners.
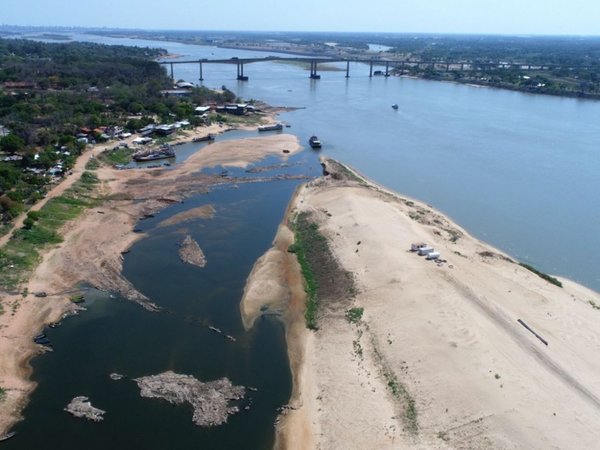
[0, 38, 235, 226]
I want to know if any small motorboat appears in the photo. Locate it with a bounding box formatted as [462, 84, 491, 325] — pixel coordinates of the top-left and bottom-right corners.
[309, 136, 322, 149]
[392, 103, 399, 110]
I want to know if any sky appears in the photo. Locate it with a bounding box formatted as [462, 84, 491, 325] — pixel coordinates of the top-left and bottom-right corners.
[2, 0, 599, 35]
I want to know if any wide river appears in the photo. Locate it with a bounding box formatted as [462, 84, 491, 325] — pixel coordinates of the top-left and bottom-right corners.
[67, 32, 600, 292]
[5, 31, 600, 450]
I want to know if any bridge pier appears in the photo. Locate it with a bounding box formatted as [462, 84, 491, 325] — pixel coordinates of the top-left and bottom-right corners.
[385, 61, 390, 77]
[170, 63, 174, 80]
[198, 61, 204, 82]
[310, 60, 320, 79]
[345, 60, 350, 78]
[237, 63, 248, 81]
[369, 60, 373, 77]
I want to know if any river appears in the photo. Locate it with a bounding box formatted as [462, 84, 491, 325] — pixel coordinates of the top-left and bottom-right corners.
[62, 31, 600, 292]
[5, 31, 600, 449]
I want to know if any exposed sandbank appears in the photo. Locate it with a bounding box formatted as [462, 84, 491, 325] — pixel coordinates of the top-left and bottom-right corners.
[244, 158, 600, 449]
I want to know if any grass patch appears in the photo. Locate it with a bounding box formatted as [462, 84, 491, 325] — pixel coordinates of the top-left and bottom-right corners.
[85, 158, 100, 170]
[372, 342, 418, 434]
[345, 307, 364, 324]
[99, 147, 133, 166]
[0, 386, 6, 402]
[519, 263, 563, 288]
[589, 300, 600, 310]
[70, 293, 85, 303]
[289, 212, 327, 329]
[0, 172, 100, 292]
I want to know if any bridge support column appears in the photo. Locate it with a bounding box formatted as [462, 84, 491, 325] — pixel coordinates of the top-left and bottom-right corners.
[170, 63, 174, 80]
[385, 61, 390, 77]
[345, 60, 350, 78]
[199, 61, 204, 82]
[237, 63, 248, 81]
[310, 60, 320, 79]
[369, 60, 373, 77]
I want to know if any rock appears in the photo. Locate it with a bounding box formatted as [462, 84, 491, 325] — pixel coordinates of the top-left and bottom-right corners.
[178, 235, 207, 268]
[134, 371, 245, 427]
[64, 396, 106, 422]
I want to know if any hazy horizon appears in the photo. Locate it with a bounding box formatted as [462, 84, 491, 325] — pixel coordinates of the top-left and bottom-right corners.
[2, 0, 600, 36]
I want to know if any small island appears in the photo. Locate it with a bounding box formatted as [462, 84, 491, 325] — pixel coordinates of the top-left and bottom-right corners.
[134, 371, 245, 427]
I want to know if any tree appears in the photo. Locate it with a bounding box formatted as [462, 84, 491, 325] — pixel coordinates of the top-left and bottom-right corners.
[0, 134, 25, 154]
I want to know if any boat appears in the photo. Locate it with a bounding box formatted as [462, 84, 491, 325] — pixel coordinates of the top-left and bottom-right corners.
[34, 337, 52, 345]
[309, 136, 322, 149]
[257, 123, 283, 132]
[192, 134, 215, 143]
[133, 144, 175, 162]
[34, 333, 46, 340]
[0, 432, 16, 442]
[392, 103, 399, 110]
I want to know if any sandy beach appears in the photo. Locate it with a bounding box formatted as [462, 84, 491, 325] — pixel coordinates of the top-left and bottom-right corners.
[0, 131, 301, 436]
[243, 158, 600, 449]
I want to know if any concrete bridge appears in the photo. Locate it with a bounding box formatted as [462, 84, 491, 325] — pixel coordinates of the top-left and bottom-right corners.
[158, 56, 584, 82]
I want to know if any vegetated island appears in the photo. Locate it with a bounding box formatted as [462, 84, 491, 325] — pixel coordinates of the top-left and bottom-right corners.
[241, 157, 600, 449]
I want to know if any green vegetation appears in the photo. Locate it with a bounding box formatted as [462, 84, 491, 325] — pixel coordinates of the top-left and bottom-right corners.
[353, 339, 363, 358]
[0, 38, 236, 228]
[0, 386, 6, 402]
[70, 293, 85, 303]
[345, 307, 364, 324]
[589, 300, 600, 310]
[369, 337, 418, 433]
[0, 170, 100, 292]
[85, 158, 100, 170]
[99, 147, 134, 166]
[519, 263, 563, 288]
[289, 212, 325, 329]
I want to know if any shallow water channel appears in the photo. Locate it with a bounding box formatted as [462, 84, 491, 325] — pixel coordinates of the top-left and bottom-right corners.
[7, 148, 318, 449]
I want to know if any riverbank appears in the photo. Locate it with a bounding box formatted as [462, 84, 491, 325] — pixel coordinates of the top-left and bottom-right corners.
[256, 158, 600, 449]
[0, 133, 302, 436]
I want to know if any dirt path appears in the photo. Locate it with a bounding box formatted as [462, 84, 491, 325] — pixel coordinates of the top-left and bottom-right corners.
[0, 148, 96, 248]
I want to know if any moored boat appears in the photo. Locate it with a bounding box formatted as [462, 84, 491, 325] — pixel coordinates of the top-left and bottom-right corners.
[257, 123, 283, 132]
[392, 103, 399, 110]
[133, 144, 175, 161]
[192, 134, 215, 142]
[309, 136, 322, 149]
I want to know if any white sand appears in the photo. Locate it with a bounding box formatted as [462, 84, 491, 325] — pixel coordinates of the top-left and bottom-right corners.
[274, 158, 600, 449]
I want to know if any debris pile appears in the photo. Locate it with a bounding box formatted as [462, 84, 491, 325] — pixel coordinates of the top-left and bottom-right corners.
[178, 235, 207, 267]
[134, 371, 245, 427]
[64, 396, 106, 422]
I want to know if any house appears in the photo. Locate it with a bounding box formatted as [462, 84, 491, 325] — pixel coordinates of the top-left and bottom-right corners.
[139, 124, 155, 137]
[132, 137, 153, 145]
[154, 124, 176, 136]
[194, 106, 211, 115]
[0, 125, 9, 137]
